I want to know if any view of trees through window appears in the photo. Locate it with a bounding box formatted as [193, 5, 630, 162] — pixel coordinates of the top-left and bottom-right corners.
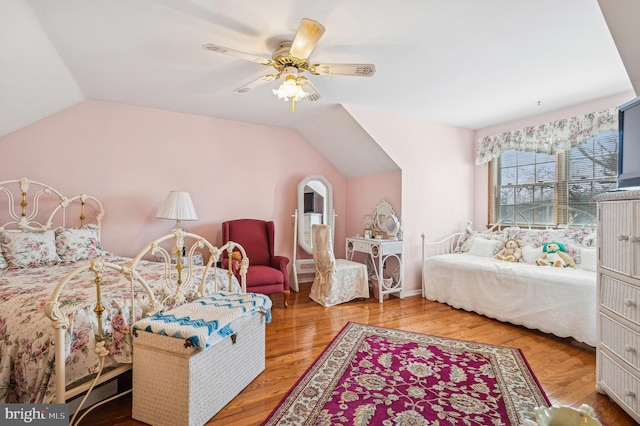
[492, 131, 618, 226]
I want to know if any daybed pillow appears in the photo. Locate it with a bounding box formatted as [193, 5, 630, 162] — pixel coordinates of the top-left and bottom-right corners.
[457, 231, 504, 253]
[521, 245, 543, 264]
[0, 230, 60, 268]
[504, 228, 546, 248]
[578, 247, 597, 272]
[468, 237, 501, 257]
[55, 226, 105, 262]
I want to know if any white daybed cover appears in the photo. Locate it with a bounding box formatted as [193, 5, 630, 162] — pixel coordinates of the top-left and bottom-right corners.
[423, 253, 596, 346]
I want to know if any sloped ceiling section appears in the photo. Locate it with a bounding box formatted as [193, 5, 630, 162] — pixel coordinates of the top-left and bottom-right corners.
[598, 0, 640, 94]
[0, 1, 84, 137]
[297, 105, 399, 179]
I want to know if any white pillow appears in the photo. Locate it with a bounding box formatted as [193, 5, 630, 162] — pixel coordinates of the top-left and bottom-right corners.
[468, 238, 500, 257]
[521, 245, 543, 264]
[579, 247, 597, 272]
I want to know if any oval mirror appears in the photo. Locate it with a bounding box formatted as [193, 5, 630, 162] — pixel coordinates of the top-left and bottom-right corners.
[375, 199, 400, 239]
[297, 175, 333, 254]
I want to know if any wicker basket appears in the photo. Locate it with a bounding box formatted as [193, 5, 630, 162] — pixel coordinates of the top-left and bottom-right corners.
[370, 277, 392, 300]
[132, 313, 266, 426]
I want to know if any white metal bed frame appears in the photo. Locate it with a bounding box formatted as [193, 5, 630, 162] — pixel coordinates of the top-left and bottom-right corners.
[0, 178, 248, 424]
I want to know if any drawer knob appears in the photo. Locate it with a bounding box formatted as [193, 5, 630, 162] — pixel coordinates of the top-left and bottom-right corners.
[625, 345, 636, 353]
[618, 234, 629, 241]
[630, 235, 639, 243]
[625, 389, 636, 398]
[624, 299, 636, 308]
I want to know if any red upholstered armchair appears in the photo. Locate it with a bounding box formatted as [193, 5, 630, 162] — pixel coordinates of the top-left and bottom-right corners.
[222, 219, 290, 307]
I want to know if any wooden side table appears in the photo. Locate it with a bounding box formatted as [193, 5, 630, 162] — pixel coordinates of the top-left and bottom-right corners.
[345, 237, 403, 303]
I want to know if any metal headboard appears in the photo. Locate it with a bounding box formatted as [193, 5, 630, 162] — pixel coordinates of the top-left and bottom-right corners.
[488, 204, 597, 232]
[0, 177, 104, 236]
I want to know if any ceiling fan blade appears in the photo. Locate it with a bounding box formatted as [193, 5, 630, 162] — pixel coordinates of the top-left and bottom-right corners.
[234, 74, 279, 94]
[298, 77, 321, 101]
[203, 44, 273, 66]
[311, 63, 376, 77]
[289, 18, 326, 59]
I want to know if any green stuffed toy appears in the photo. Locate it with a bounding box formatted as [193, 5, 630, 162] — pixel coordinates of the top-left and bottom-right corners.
[535, 242, 575, 267]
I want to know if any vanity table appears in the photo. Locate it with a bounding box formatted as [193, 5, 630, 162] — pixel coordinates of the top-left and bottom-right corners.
[346, 237, 403, 303]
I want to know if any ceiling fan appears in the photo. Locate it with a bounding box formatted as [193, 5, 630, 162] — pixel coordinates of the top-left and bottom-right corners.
[203, 18, 376, 111]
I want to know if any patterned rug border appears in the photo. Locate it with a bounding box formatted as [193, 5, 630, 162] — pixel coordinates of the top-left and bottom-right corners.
[262, 321, 550, 425]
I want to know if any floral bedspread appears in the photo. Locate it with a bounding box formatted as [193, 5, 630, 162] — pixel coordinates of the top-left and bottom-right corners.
[0, 254, 240, 403]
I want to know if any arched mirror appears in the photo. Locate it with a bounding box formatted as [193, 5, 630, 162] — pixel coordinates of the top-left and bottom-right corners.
[297, 175, 333, 254]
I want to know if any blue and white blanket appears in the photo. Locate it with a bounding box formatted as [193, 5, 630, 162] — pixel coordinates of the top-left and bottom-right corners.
[133, 292, 272, 350]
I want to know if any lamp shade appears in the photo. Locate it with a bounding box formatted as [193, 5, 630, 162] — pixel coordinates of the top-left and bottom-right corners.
[156, 191, 198, 221]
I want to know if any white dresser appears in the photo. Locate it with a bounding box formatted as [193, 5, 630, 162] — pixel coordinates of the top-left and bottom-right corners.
[595, 189, 640, 423]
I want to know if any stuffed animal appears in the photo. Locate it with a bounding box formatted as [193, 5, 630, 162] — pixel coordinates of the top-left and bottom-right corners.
[495, 239, 522, 262]
[535, 242, 575, 267]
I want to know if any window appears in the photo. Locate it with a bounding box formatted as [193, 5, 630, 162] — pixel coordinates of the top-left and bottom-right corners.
[490, 131, 617, 227]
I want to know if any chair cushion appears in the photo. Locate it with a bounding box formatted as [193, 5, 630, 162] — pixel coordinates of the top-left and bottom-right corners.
[246, 265, 285, 287]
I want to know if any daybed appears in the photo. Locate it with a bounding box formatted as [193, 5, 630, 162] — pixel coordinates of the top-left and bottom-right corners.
[422, 217, 598, 346]
[0, 178, 259, 421]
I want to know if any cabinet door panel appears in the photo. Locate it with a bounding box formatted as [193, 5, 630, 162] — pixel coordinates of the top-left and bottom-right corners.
[633, 201, 640, 279]
[600, 201, 631, 275]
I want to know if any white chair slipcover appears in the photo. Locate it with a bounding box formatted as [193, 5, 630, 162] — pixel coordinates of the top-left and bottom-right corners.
[309, 224, 369, 307]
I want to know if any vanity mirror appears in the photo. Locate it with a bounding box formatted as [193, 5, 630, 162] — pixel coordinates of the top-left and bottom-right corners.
[375, 199, 401, 239]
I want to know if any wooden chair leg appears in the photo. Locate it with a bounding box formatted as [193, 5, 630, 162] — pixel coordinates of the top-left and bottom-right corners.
[283, 290, 290, 308]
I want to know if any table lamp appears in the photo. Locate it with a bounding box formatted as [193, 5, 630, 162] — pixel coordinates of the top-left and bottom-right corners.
[156, 191, 198, 230]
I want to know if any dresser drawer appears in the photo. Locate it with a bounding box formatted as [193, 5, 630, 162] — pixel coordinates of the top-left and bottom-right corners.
[601, 314, 640, 371]
[599, 350, 640, 417]
[601, 274, 640, 326]
[351, 240, 373, 253]
[380, 240, 402, 255]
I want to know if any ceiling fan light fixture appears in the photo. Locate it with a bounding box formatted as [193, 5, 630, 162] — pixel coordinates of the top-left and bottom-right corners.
[272, 67, 308, 112]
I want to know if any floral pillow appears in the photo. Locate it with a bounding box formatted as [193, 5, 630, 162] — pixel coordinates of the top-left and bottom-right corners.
[0, 230, 61, 268]
[55, 226, 105, 262]
[503, 228, 546, 248]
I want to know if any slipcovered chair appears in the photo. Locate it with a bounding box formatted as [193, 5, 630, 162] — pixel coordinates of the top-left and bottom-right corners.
[222, 219, 290, 307]
[310, 224, 369, 307]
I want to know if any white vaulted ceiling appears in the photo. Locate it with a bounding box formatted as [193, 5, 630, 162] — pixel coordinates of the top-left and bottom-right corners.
[1, 0, 636, 177]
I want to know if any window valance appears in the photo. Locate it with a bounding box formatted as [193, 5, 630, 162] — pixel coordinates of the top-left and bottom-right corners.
[476, 108, 618, 164]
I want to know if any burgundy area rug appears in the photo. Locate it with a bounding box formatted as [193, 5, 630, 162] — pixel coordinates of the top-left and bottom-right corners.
[262, 322, 549, 425]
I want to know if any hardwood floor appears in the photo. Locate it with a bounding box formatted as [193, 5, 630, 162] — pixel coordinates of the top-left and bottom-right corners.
[83, 284, 636, 425]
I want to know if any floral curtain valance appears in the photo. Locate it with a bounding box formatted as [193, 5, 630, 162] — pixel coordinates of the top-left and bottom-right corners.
[476, 108, 618, 164]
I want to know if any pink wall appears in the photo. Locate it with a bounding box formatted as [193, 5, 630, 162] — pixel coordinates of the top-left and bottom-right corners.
[345, 171, 402, 240]
[472, 91, 636, 228]
[345, 105, 476, 296]
[7, 93, 620, 299]
[0, 100, 347, 275]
